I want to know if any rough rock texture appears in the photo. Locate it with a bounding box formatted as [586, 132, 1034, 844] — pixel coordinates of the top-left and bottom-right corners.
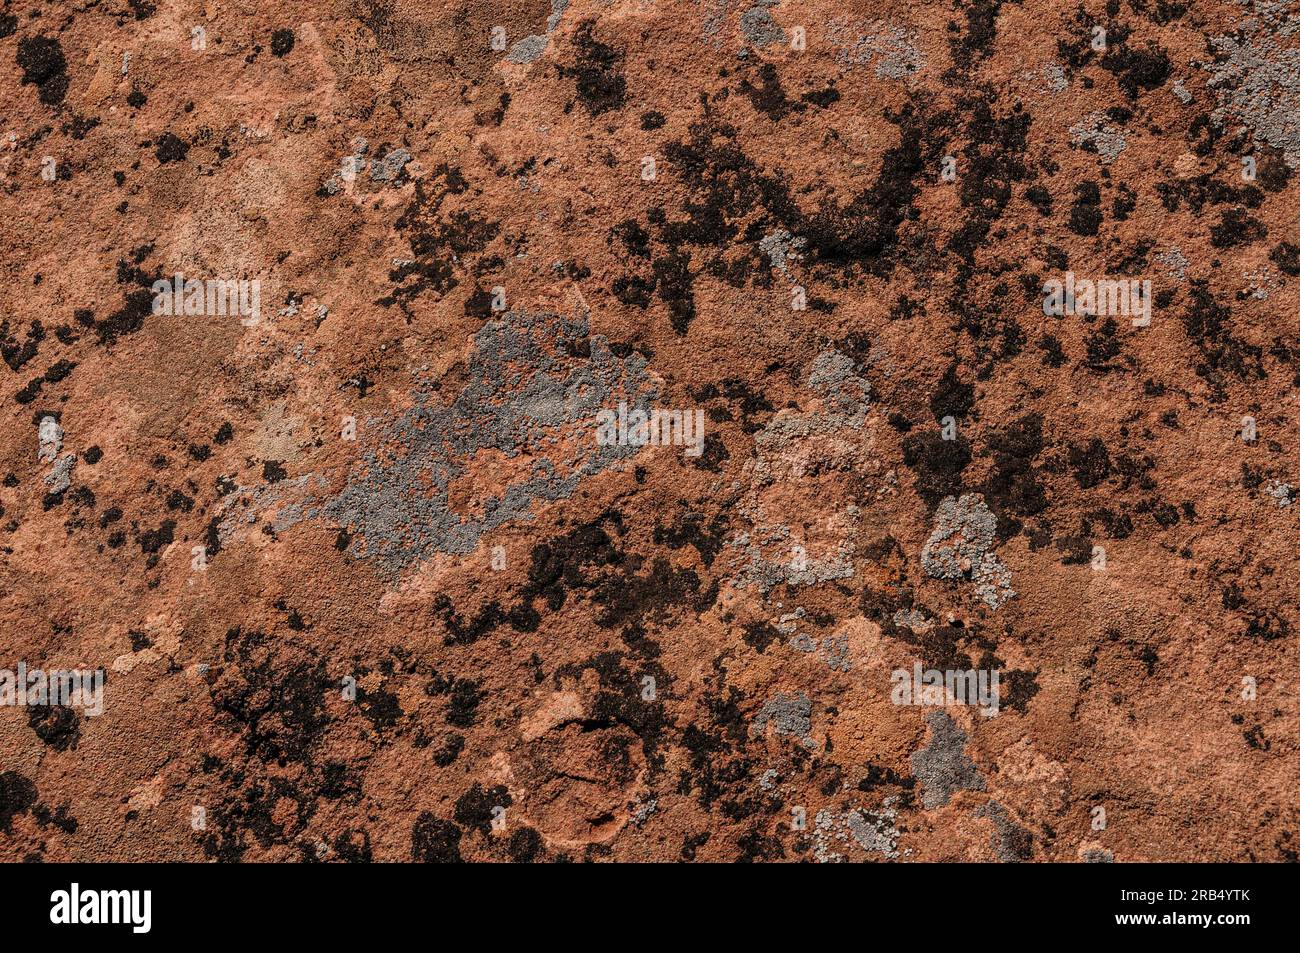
[0, 0, 1296, 863]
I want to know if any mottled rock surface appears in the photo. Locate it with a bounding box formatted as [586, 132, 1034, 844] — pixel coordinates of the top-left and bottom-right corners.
[0, 0, 1296, 862]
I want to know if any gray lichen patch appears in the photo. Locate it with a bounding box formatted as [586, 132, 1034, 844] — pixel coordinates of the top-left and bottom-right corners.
[1043, 62, 1068, 94]
[1156, 246, 1189, 281]
[758, 229, 805, 277]
[826, 18, 926, 79]
[740, 1, 786, 48]
[1069, 111, 1127, 163]
[37, 415, 62, 463]
[893, 608, 933, 633]
[976, 799, 1033, 862]
[910, 710, 986, 809]
[1264, 479, 1295, 506]
[750, 691, 815, 748]
[846, 799, 902, 859]
[43, 454, 75, 494]
[323, 310, 655, 578]
[506, 0, 571, 64]
[921, 493, 1015, 609]
[506, 35, 549, 65]
[729, 518, 857, 592]
[215, 473, 329, 548]
[1204, 1, 1300, 168]
[813, 800, 902, 862]
[729, 349, 871, 592]
[369, 148, 412, 182]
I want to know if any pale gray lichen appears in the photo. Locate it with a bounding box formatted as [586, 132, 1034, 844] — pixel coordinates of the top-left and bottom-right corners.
[910, 710, 986, 809]
[43, 454, 75, 494]
[37, 415, 62, 463]
[505, 0, 569, 64]
[1044, 62, 1068, 94]
[750, 691, 814, 748]
[826, 18, 926, 79]
[216, 473, 330, 547]
[921, 494, 1015, 609]
[813, 800, 902, 862]
[1156, 246, 1189, 281]
[1203, 1, 1300, 168]
[758, 229, 805, 277]
[697, 0, 729, 41]
[977, 799, 1033, 862]
[893, 608, 934, 633]
[322, 310, 655, 578]
[846, 799, 902, 859]
[369, 148, 411, 182]
[740, 1, 786, 48]
[507, 35, 549, 64]
[730, 350, 870, 591]
[730, 518, 857, 592]
[630, 796, 657, 826]
[1264, 479, 1295, 506]
[1069, 111, 1128, 163]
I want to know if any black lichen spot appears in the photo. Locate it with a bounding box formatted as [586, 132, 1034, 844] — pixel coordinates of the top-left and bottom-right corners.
[446, 678, 485, 728]
[155, 133, 190, 164]
[561, 21, 626, 116]
[262, 460, 287, 483]
[27, 705, 80, 751]
[1025, 184, 1053, 216]
[739, 63, 801, 121]
[432, 733, 464, 767]
[742, 620, 781, 653]
[1084, 317, 1122, 370]
[211, 627, 331, 765]
[1039, 333, 1066, 366]
[1068, 438, 1112, 489]
[902, 431, 971, 506]
[93, 253, 161, 346]
[652, 251, 695, 334]
[411, 812, 462, 862]
[1068, 181, 1103, 236]
[454, 783, 512, 836]
[357, 683, 403, 731]
[0, 771, 37, 833]
[1182, 281, 1264, 390]
[1269, 242, 1300, 276]
[1100, 39, 1170, 99]
[1, 319, 45, 372]
[16, 36, 68, 106]
[508, 826, 542, 862]
[138, 520, 175, 554]
[1210, 208, 1266, 248]
[982, 413, 1047, 525]
[929, 362, 975, 420]
[270, 29, 295, 57]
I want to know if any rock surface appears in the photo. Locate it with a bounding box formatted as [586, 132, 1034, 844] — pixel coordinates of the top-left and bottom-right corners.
[0, 0, 1296, 862]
